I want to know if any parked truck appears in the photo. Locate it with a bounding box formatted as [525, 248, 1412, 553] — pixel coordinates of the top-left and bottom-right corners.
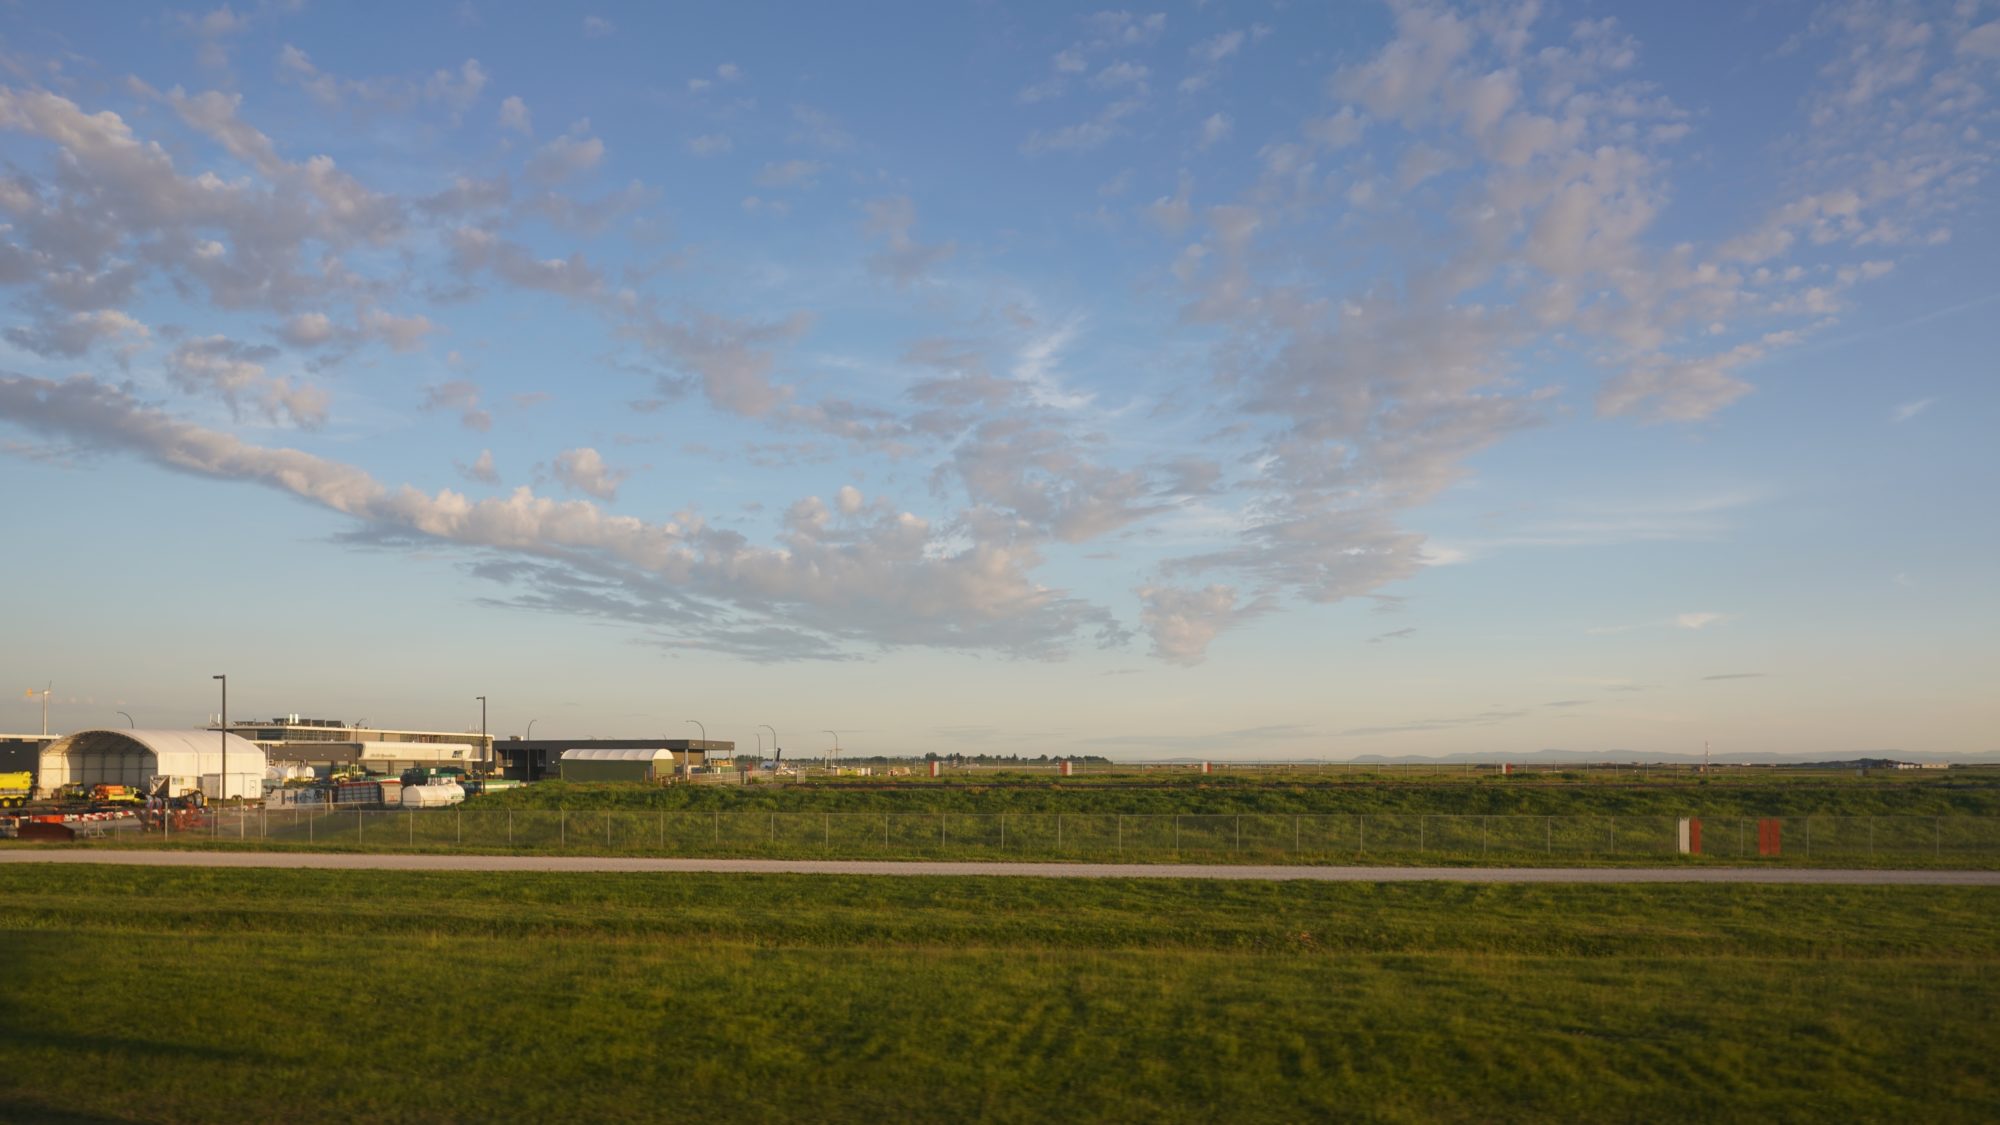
[0, 770, 30, 808]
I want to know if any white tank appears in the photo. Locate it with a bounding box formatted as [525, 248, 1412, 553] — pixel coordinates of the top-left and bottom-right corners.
[399, 782, 466, 809]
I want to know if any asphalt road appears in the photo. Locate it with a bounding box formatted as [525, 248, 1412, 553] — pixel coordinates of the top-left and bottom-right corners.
[1, 849, 1995, 883]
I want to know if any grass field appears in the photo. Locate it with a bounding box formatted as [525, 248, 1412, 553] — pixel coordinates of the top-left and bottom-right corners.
[467, 769, 2000, 817]
[2, 866, 1994, 1122]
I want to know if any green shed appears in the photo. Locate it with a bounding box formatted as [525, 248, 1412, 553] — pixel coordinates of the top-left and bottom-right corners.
[558, 747, 688, 783]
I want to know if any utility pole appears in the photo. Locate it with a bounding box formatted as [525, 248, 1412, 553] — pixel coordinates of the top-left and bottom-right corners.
[761, 724, 780, 771]
[476, 696, 488, 773]
[823, 729, 841, 772]
[685, 719, 706, 776]
[212, 675, 227, 802]
[28, 683, 50, 737]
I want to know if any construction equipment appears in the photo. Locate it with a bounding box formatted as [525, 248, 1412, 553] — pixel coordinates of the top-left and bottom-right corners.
[89, 784, 142, 805]
[0, 770, 30, 808]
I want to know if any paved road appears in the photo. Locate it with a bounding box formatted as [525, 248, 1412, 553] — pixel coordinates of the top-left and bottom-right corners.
[1, 849, 1995, 883]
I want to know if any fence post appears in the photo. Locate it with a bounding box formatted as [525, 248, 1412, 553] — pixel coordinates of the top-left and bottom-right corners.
[1546, 816, 1552, 855]
[560, 808, 565, 848]
[408, 810, 414, 847]
[1235, 814, 1241, 852]
[823, 812, 829, 850]
[1869, 816, 1874, 860]
[357, 808, 362, 843]
[939, 812, 946, 848]
[1419, 816, 1425, 854]
[1935, 816, 1941, 860]
[307, 807, 312, 844]
[605, 812, 611, 849]
[1482, 815, 1488, 858]
[457, 807, 462, 846]
[1358, 815, 1365, 854]
[1806, 816, 1812, 861]
[714, 810, 720, 847]
[1174, 815, 1181, 854]
[771, 811, 776, 844]
[1001, 813, 1007, 851]
[1117, 814, 1123, 855]
[1057, 813, 1063, 850]
[509, 809, 514, 847]
[1294, 815, 1300, 853]
[1608, 817, 1615, 854]
[884, 813, 889, 849]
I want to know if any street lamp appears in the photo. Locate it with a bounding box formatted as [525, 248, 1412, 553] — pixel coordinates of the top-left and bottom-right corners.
[823, 729, 840, 772]
[760, 724, 780, 771]
[685, 719, 705, 776]
[116, 711, 134, 729]
[212, 675, 226, 803]
[475, 695, 487, 774]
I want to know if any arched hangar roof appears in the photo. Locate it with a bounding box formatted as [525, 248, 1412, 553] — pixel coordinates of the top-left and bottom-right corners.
[43, 728, 266, 778]
[560, 747, 682, 762]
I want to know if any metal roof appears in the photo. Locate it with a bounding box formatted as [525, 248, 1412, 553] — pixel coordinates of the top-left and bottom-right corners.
[558, 747, 687, 762]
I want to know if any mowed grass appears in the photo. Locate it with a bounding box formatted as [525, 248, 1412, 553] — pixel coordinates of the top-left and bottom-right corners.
[1, 868, 1994, 1123]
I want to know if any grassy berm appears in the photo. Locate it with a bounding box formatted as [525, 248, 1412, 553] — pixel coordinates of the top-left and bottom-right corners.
[1, 867, 1994, 1122]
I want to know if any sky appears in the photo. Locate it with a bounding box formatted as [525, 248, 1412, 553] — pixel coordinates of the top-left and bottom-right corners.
[0, 0, 1995, 760]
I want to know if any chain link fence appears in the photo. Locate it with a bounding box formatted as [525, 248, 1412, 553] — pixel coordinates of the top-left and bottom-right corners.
[154, 808, 2000, 863]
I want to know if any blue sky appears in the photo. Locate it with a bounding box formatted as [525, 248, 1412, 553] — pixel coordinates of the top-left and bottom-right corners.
[0, 1, 1994, 758]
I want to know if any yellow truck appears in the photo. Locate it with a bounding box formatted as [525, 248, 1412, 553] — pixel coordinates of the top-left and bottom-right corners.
[0, 770, 31, 808]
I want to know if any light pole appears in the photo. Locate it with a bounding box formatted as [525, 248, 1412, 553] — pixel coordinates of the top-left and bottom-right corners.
[476, 695, 487, 774]
[212, 675, 226, 803]
[760, 724, 780, 771]
[823, 729, 840, 772]
[117, 711, 134, 729]
[685, 719, 705, 776]
[523, 718, 538, 780]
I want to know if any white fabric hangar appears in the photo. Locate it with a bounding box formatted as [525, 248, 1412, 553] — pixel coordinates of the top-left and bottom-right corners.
[558, 746, 687, 782]
[39, 729, 267, 799]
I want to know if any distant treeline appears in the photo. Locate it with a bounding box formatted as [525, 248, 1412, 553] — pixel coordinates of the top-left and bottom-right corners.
[729, 753, 1114, 766]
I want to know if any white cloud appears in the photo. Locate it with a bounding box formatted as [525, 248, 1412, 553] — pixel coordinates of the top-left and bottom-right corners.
[1891, 397, 1934, 423]
[0, 374, 1126, 661]
[422, 379, 491, 432]
[687, 133, 732, 156]
[1197, 112, 1232, 149]
[582, 15, 613, 38]
[459, 448, 500, 484]
[165, 335, 327, 428]
[526, 123, 605, 184]
[1675, 611, 1730, 630]
[551, 446, 626, 499]
[755, 160, 823, 188]
[498, 95, 532, 135]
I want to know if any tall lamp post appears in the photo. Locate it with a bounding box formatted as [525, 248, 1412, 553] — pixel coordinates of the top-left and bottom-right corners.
[116, 711, 134, 729]
[684, 719, 705, 777]
[760, 724, 780, 771]
[212, 675, 226, 802]
[475, 695, 487, 774]
[823, 729, 840, 772]
[522, 718, 539, 781]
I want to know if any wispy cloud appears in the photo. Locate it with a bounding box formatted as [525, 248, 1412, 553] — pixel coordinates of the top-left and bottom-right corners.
[1891, 397, 1935, 423]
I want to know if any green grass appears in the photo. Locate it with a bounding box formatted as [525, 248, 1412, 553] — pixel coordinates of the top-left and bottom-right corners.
[26, 803, 2000, 867]
[0, 867, 1995, 1122]
[469, 771, 2000, 818]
